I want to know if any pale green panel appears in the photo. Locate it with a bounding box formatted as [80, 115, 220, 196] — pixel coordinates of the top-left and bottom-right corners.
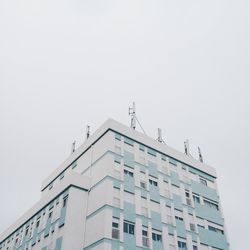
[148, 161, 158, 178]
[149, 185, 160, 203]
[198, 227, 229, 250]
[124, 137, 134, 146]
[152, 240, 164, 250]
[124, 202, 136, 222]
[151, 211, 162, 231]
[147, 148, 157, 157]
[124, 233, 136, 250]
[55, 236, 63, 250]
[191, 180, 219, 202]
[124, 175, 135, 194]
[170, 171, 180, 187]
[124, 151, 135, 169]
[176, 220, 186, 238]
[173, 194, 183, 211]
[188, 167, 215, 182]
[194, 203, 224, 225]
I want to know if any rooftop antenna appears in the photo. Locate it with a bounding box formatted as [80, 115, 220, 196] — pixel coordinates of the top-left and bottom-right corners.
[157, 128, 163, 143]
[198, 146, 203, 163]
[129, 102, 136, 130]
[184, 139, 190, 156]
[71, 140, 76, 154]
[128, 102, 147, 135]
[86, 125, 90, 140]
[157, 128, 166, 144]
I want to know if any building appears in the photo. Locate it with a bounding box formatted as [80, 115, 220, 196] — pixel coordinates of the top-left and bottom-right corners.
[0, 119, 230, 250]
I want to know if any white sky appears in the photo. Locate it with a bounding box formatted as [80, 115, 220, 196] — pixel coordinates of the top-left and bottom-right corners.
[0, 0, 249, 249]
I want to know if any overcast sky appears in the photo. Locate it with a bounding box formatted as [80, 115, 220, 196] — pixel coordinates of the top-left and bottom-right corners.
[0, 0, 249, 249]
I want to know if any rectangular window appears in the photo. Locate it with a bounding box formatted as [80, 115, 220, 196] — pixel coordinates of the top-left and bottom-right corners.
[63, 196, 68, 207]
[123, 221, 135, 235]
[152, 231, 162, 242]
[208, 225, 224, 234]
[193, 195, 200, 204]
[193, 246, 198, 250]
[178, 241, 187, 249]
[147, 148, 157, 157]
[203, 199, 219, 211]
[175, 216, 183, 221]
[149, 179, 158, 186]
[124, 169, 134, 177]
[190, 223, 196, 232]
[140, 181, 146, 189]
[142, 228, 149, 247]
[112, 217, 120, 239]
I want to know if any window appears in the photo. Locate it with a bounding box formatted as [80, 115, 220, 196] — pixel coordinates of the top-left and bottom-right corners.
[208, 225, 224, 234]
[48, 211, 53, 219]
[193, 246, 198, 250]
[36, 220, 40, 228]
[123, 221, 135, 235]
[175, 216, 183, 221]
[63, 196, 68, 207]
[178, 241, 187, 249]
[140, 181, 146, 189]
[190, 223, 196, 232]
[25, 227, 29, 236]
[200, 178, 207, 186]
[152, 231, 162, 242]
[124, 169, 134, 177]
[142, 228, 149, 247]
[203, 199, 219, 211]
[193, 195, 200, 204]
[112, 217, 120, 239]
[149, 179, 158, 186]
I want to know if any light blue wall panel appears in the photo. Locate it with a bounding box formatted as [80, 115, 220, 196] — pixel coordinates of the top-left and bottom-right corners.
[55, 236, 63, 250]
[124, 202, 136, 222]
[194, 203, 224, 225]
[170, 171, 180, 187]
[151, 211, 162, 231]
[173, 194, 183, 211]
[191, 181, 219, 202]
[176, 220, 186, 238]
[198, 227, 229, 250]
[124, 151, 135, 169]
[148, 161, 158, 178]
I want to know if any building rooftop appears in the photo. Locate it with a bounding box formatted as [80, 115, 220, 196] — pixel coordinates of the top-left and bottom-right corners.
[41, 118, 217, 191]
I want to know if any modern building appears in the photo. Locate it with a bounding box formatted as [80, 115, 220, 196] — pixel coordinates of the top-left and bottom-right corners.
[0, 119, 230, 250]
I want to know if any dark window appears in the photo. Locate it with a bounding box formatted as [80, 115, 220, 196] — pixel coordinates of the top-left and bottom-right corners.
[152, 232, 162, 241]
[123, 221, 134, 235]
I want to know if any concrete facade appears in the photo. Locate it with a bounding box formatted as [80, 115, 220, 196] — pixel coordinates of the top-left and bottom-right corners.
[0, 119, 230, 250]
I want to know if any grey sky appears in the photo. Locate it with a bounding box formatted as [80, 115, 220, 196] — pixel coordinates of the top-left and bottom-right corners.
[0, 0, 249, 249]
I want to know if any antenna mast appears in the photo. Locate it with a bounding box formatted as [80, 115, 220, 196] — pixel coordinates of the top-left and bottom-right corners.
[129, 102, 136, 130]
[86, 125, 90, 140]
[71, 141, 76, 154]
[157, 128, 164, 143]
[184, 139, 190, 156]
[198, 147, 203, 163]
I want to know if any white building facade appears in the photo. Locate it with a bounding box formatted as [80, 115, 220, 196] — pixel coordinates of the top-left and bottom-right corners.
[0, 119, 230, 250]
